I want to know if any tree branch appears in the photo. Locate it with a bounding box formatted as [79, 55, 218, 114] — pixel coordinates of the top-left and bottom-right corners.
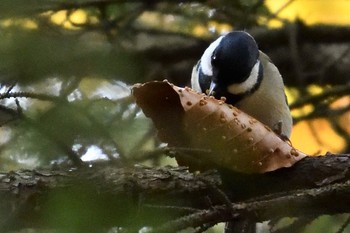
[1, 154, 350, 232]
[155, 178, 350, 233]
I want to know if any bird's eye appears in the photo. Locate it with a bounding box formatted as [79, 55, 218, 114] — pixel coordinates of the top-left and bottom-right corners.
[211, 54, 218, 66]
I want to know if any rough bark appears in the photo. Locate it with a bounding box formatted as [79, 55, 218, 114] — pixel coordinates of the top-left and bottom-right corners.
[1, 154, 350, 232]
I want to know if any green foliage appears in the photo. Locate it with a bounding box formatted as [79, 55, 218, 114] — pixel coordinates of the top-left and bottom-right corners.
[0, 28, 145, 84]
[0, 1, 158, 170]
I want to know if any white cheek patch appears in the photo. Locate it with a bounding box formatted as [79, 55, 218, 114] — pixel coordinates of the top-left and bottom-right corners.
[227, 61, 260, 95]
[191, 61, 202, 92]
[200, 36, 224, 76]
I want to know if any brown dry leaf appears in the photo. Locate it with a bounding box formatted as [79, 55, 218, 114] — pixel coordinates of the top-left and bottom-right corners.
[133, 80, 308, 174]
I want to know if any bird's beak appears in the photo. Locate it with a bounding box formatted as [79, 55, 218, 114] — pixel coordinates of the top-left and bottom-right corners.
[208, 81, 216, 96]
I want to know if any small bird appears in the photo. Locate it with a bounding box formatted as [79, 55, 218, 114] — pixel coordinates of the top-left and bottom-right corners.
[191, 31, 292, 137]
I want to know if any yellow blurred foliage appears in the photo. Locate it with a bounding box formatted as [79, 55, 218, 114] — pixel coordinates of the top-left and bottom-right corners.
[291, 119, 346, 155]
[291, 104, 314, 118]
[69, 10, 88, 25]
[332, 97, 350, 135]
[138, 11, 163, 27]
[207, 20, 233, 35]
[285, 86, 298, 103]
[0, 18, 38, 29]
[287, 85, 349, 154]
[307, 84, 324, 95]
[192, 21, 233, 37]
[291, 93, 350, 154]
[331, 96, 350, 110]
[50, 10, 66, 25]
[138, 11, 187, 34]
[193, 24, 211, 37]
[50, 9, 87, 29]
[286, 87, 314, 118]
[79, 77, 105, 97]
[266, 0, 350, 27]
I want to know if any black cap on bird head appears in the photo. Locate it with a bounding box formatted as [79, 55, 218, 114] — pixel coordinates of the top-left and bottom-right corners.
[210, 31, 259, 90]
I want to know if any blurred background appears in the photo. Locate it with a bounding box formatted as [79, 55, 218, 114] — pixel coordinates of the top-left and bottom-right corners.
[0, 0, 349, 232]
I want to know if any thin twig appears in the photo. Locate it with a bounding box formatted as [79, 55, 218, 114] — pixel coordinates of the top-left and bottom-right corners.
[269, 0, 296, 20]
[143, 204, 200, 213]
[290, 83, 350, 109]
[335, 215, 350, 233]
[0, 92, 63, 102]
[154, 180, 350, 233]
[198, 176, 234, 213]
[293, 103, 350, 124]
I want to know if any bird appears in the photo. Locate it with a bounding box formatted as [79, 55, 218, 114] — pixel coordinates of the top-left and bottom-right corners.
[191, 31, 292, 138]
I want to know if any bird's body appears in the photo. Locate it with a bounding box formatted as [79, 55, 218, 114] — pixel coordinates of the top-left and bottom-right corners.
[191, 31, 292, 137]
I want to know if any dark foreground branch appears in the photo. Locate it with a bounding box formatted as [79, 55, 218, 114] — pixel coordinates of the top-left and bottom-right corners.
[155, 179, 350, 233]
[1, 154, 350, 232]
